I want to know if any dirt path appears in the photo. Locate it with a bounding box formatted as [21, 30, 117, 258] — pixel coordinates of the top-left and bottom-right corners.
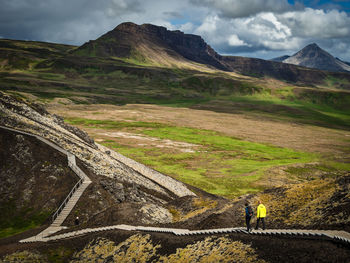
[48, 103, 350, 155]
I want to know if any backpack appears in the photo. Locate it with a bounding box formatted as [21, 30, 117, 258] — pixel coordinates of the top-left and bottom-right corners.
[246, 205, 253, 217]
[248, 206, 253, 217]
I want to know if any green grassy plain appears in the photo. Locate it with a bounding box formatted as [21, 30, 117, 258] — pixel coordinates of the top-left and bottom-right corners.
[66, 118, 321, 197]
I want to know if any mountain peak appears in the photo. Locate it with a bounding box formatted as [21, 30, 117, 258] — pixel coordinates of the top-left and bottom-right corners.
[283, 43, 350, 72]
[114, 22, 167, 34]
[116, 21, 138, 28]
[305, 43, 320, 49]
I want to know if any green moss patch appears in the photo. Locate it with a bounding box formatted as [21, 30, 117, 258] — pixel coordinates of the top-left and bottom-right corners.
[0, 200, 51, 238]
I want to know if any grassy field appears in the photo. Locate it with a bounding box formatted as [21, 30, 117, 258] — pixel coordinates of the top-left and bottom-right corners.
[66, 118, 322, 197]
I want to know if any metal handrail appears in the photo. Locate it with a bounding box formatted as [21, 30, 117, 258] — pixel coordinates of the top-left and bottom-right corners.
[52, 177, 83, 222]
[51, 157, 87, 222]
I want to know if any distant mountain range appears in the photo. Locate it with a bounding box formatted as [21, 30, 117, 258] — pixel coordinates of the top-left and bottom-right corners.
[1, 22, 349, 89]
[271, 43, 350, 73]
[73, 23, 349, 85]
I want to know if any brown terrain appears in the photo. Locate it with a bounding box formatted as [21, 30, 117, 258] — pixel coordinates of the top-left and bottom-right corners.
[48, 103, 349, 155]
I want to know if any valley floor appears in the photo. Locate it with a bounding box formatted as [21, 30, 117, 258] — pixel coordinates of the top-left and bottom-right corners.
[48, 102, 350, 154]
[48, 102, 350, 198]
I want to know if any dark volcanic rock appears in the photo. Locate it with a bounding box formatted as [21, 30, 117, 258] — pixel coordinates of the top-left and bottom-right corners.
[100, 179, 125, 203]
[0, 127, 77, 227]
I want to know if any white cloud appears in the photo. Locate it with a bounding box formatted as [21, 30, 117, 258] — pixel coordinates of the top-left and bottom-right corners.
[178, 22, 195, 33]
[190, 0, 293, 18]
[277, 8, 350, 38]
[195, 15, 218, 35]
[228, 34, 248, 46]
[190, 6, 350, 61]
[194, 12, 300, 53]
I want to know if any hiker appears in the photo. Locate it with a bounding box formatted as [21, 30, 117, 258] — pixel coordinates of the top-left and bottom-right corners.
[255, 200, 266, 230]
[75, 216, 79, 226]
[245, 202, 253, 232]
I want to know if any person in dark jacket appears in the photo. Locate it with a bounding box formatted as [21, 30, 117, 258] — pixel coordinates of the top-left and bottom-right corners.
[74, 216, 79, 226]
[245, 202, 253, 232]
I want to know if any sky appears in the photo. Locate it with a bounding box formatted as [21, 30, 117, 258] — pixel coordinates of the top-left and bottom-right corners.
[1, 0, 350, 61]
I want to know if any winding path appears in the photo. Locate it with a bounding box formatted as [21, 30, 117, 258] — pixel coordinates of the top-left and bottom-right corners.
[1, 126, 349, 246]
[20, 225, 350, 245]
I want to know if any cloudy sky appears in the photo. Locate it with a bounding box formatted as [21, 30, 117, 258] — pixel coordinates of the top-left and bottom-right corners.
[1, 0, 350, 60]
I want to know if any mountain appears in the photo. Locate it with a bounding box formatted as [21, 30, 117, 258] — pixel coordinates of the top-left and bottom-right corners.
[1, 25, 350, 261]
[281, 43, 350, 73]
[74, 22, 225, 70]
[74, 23, 350, 85]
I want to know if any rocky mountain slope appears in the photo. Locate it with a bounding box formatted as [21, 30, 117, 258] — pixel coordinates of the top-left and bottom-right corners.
[274, 43, 350, 73]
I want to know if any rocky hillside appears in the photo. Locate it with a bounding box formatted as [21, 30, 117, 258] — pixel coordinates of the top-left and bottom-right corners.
[277, 43, 350, 73]
[0, 91, 198, 233]
[0, 128, 77, 238]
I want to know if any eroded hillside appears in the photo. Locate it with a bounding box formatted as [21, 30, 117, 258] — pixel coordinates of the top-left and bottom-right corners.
[0, 91, 203, 237]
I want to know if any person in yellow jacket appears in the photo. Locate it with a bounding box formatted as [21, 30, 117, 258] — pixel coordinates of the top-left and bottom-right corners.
[255, 200, 266, 230]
